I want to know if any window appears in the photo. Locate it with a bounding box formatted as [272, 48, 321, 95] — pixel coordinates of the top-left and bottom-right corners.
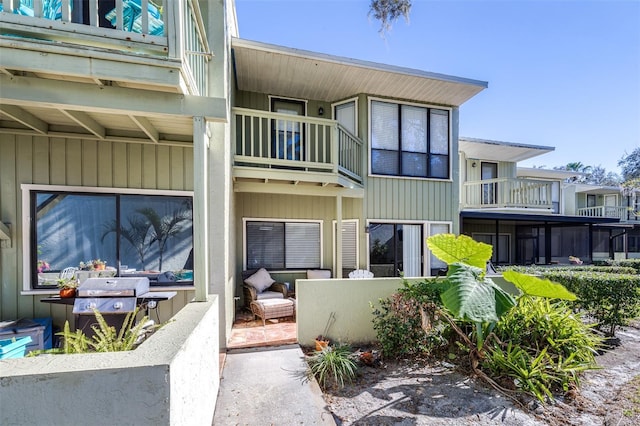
[481, 162, 498, 205]
[474, 233, 511, 264]
[427, 223, 451, 276]
[370, 100, 449, 179]
[333, 219, 359, 277]
[29, 187, 193, 289]
[334, 99, 357, 136]
[245, 220, 321, 270]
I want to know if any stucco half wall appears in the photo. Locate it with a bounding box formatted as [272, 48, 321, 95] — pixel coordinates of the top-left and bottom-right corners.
[296, 276, 518, 347]
[0, 297, 219, 426]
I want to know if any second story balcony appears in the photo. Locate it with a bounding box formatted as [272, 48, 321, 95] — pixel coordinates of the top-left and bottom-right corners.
[462, 178, 554, 211]
[0, 0, 211, 96]
[232, 108, 364, 194]
[577, 205, 635, 221]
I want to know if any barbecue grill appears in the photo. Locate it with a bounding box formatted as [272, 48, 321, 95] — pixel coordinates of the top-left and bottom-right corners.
[73, 277, 150, 335]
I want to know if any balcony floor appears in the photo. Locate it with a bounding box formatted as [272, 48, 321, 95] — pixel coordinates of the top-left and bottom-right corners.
[228, 309, 297, 349]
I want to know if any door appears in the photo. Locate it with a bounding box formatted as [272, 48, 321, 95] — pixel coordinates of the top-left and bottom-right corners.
[481, 162, 498, 205]
[271, 98, 305, 161]
[368, 223, 423, 277]
[604, 194, 618, 217]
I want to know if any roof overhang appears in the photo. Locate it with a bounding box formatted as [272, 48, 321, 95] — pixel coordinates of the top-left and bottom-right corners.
[461, 210, 618, 225]
[231, 38, 488, 106]
[517, 167, 581, 180]
[572, 183, 623, 195]
[459, 137, 554, 163]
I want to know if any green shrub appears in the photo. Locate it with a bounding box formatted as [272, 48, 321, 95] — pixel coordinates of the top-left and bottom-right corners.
[499, 264, 637, 275]
[541, 270, 640, 336]
[371, 279, 448, 358]
[484, 296, 601, 402]
[307, 343, 357, 389]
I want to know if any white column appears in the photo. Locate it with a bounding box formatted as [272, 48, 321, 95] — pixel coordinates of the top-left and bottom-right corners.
[336, 194, 343, 278]
[193, 116, 209, 301]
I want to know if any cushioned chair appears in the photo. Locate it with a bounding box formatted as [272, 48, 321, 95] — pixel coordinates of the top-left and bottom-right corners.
[242, 268, 288, 309]
[306, 269, 332, 279]
[348, 269, 374, 279]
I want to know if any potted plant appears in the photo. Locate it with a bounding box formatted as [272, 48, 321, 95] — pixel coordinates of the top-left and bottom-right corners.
[79, 259, 106, 271]
[57, 277, 79, 298]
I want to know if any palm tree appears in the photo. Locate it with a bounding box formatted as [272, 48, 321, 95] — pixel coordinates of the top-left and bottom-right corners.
[102, 215, 152, 270]
[136, 207, 190, 271]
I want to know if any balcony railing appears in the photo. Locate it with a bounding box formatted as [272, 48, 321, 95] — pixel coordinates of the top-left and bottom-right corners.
[462, 178, 554, 210]
[577, 205, 629, 220]
[0, 0, 210, 95]
[233, 108, 363, 185]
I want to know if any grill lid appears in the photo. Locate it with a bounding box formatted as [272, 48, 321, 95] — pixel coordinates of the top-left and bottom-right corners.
[76, 277, 150, 298]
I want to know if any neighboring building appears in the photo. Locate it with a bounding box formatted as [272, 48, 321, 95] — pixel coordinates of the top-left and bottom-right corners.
[459, 137, 640, 265]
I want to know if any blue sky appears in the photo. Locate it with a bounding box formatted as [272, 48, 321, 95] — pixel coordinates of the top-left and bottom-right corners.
[235, 0, 640, 175]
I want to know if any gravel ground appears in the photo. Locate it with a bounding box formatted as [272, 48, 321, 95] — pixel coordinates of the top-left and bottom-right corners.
[321, 321, 640, 425]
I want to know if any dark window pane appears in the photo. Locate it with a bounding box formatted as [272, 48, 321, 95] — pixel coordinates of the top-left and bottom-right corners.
[246, 222, 285, 269]
[371, 149, 399, 175]
[402, 152, 427, 177]
[430, 154, 449, 178]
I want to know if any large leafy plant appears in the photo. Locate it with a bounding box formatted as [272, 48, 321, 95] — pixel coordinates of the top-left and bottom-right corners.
[427, 234, 576, 351]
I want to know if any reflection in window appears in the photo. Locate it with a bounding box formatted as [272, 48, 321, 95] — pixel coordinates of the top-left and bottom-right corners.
[32, 191, 193, 288]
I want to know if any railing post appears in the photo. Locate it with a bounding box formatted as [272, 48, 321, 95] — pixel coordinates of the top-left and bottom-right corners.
[331, 123, 340, 173]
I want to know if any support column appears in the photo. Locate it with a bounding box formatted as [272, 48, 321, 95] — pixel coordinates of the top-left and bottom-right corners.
[336, 194, 343, 278]
[193, 116, 209, 302]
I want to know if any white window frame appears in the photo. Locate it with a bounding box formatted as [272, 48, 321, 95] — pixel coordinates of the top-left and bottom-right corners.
[243, 217, 324, 272]
[332, 219, 359, 276]
[268, 95, 308, 114]
[367, 96, 453, 182]
[331, 97, 359, 137]
[365, 219, 452, 277]
[20, 184, 193, 295]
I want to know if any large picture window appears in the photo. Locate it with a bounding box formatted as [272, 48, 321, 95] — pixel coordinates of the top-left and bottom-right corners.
[370, 100, 450, 179]
[30, 188, 193, 288]
[245, 220, 321, 270]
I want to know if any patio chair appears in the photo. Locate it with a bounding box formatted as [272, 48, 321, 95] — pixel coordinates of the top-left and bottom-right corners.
[105, 0, 165, 36]
[59, 267, 78, 280]
[348, 269, 374, 279]
[242, 268, 288, 309]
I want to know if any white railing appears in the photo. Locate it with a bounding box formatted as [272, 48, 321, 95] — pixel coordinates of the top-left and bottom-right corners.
[233, 108, 363, 184]
[0, 0, 210, 95]
[577, 205, 628, 219]
[462, 178, 554, 209]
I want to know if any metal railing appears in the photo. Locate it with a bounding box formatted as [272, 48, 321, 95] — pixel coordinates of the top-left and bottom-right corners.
[233, 108, 363, 184]
[462, 178, 554, 209]
[0, 0, 211, 95]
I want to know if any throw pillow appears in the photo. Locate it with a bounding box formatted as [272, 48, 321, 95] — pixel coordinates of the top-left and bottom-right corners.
[245, 268, 275, 293]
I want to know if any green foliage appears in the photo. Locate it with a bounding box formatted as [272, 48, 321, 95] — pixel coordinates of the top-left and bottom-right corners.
[369, 0, 411, 34]
[371, 279, 448, 358]
[427, 234, 493, 269]
[501, 264, 637, 275]
[502, 270, 576, 300]
[47, 308, 151, 354]
[484, 296, 601, 402]
[541, 270, 640, 336]
[307, 343, 358, 389]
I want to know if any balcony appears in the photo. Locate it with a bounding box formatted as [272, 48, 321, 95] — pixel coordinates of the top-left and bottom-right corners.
[232, 108, 364, 194]
[577, 205, 631, 221]
[0, 0, 211, 96]
[462, 178, 554, 211]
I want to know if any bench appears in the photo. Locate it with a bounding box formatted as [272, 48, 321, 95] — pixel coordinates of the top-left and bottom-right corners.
[250, 298, 296, 326]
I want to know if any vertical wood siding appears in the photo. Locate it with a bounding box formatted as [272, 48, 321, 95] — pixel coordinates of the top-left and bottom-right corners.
[0, 133, 193, 327]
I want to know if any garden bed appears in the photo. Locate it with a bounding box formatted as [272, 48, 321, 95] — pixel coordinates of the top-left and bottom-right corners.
[322, 320, 640, 425]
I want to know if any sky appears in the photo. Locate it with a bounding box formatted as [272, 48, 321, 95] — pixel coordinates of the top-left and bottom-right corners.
[234, 0, 640, 176]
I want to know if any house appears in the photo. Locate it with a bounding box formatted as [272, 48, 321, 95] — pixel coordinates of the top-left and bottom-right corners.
[458, 137, 640, 265]
[0, 0, 492, 353]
